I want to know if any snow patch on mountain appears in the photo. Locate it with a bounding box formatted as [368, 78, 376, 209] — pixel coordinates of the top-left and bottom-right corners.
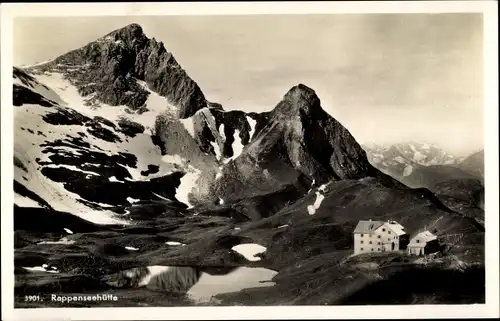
[178, 165, 202, 208]
[150, 192, 172, 202]
[232, 244, 267, 262]
[15, 193, 43, 208]
[165, 241, 184, 246]
[219, 124, 226, 141]
[232, 130, 245, 157]
[25, 72, 183, 181]
[161, 154, 185, 166]
[44, 164, 100, 176]
[23, 266, 59, 274]
[13, 69, 193, 223]
[211, 141, 222, 161]
[246, 116, 257, 143]
[127, 197, 140, 204]
[222, 129, 245, 164]
[33, 74, 175, 136]
[394, 156, 406, 164]
[413, 151, 426, 162]
[318, 184, 328, 193]
[403, 165, 413, 177]
[179, 118, 195, 138]
[14, 70, 65, 105]
[14, 107, 127, 224]
[38, 237, 75, 245]
[159, 154, 202, 207]
[307, 191, 325, 215]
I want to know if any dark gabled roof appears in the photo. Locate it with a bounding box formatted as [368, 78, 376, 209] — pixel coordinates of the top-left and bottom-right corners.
[353, 220, 385, 234]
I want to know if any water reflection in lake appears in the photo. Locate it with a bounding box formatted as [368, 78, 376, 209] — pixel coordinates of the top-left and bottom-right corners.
[187, 267, 278, 303]
[104, 265, 278, 304]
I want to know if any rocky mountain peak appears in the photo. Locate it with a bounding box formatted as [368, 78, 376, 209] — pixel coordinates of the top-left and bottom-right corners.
[207, 83, 401, 205]
[100, 23, 147, 47]
[283, 84, 320, 106]
[31, 23, 209, 119]
[274, 83, 322, 118]
[106, 23, 145, 40]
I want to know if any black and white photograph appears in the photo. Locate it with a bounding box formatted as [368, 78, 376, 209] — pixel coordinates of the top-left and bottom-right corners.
[1, 1, 498, 320]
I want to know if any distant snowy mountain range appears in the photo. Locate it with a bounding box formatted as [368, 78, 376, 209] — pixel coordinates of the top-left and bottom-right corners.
[363, 142, 484, 217]
[363, 142, 461, 177]
[363, 142, 483, 180]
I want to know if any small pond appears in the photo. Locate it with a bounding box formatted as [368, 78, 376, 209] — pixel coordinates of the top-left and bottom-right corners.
[104, 265, 278, 304]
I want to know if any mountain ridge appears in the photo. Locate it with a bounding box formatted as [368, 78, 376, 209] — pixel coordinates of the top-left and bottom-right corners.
[207, 83, 405, 208]
[12, 23, 471, 223]
[27, 23, 211, 119]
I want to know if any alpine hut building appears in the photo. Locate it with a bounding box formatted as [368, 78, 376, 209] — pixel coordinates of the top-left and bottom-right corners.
[352, 220, 408, 255]
[407, 230, 441, 256]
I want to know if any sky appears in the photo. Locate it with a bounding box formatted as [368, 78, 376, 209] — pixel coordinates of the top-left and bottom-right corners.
[13, 14, 484, 156]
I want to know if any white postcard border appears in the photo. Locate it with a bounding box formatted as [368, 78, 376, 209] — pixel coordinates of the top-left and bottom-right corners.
[1, 1, 498, 320]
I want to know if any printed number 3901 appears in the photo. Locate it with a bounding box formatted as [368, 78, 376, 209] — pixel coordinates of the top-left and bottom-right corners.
[25, 295, 41, 302]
